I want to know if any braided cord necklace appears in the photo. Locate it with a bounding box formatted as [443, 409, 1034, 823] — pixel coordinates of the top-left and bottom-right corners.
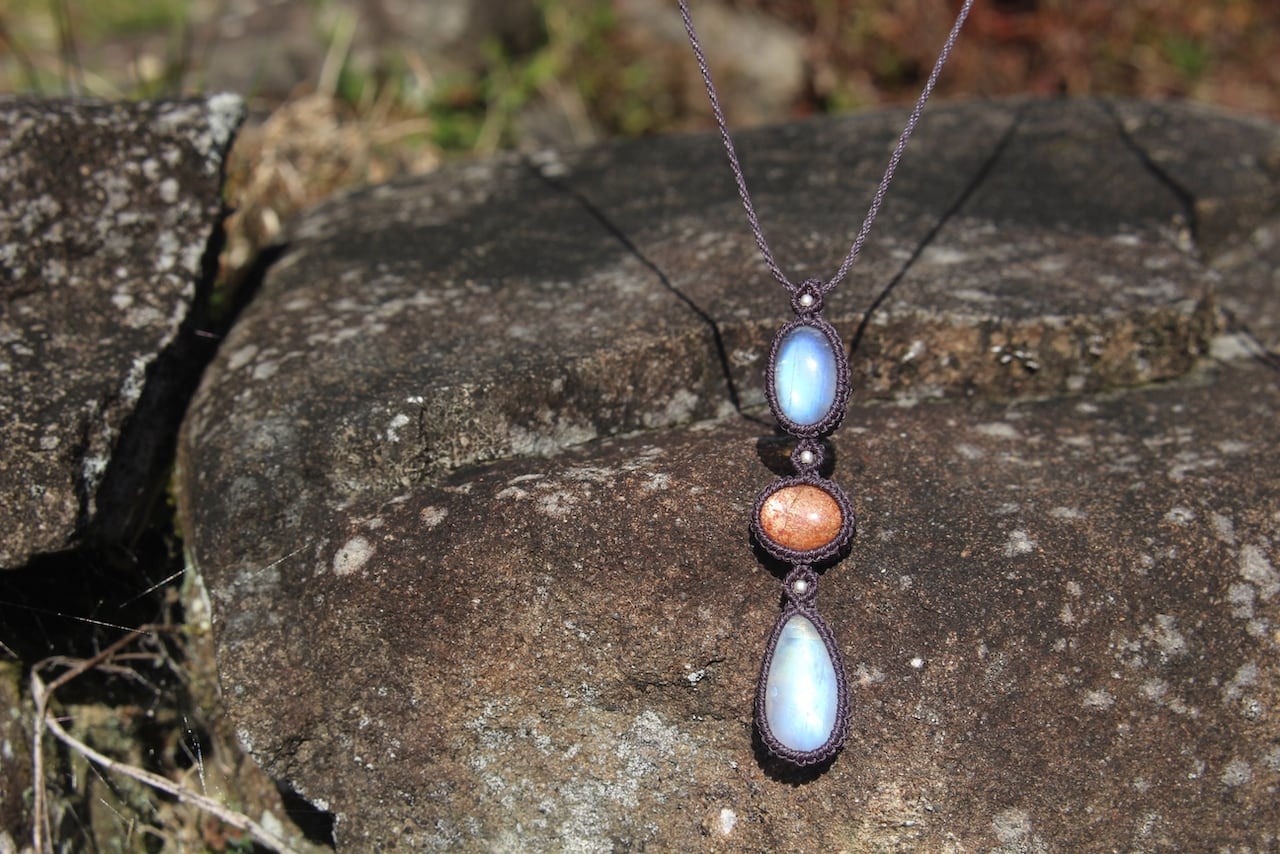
[679, 0, 975, 767]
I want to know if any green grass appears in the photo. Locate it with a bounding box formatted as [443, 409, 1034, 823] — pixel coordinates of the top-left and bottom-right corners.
[0, 0, 189, 96]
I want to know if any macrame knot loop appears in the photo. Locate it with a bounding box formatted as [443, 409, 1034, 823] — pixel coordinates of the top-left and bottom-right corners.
[789, 278, 825, 318]
[791, 438, 825, 475]
[782, 565, 820, 606]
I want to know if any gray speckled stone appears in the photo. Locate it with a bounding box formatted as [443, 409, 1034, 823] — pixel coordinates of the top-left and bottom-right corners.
[177, 99, 1280, 849]
[0, 94, 243, 568]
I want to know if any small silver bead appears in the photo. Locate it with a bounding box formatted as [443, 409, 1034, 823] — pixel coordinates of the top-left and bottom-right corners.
[798, 449, 816, 465]
[798, 293, 815, 308]
[792, 579, 810, 595]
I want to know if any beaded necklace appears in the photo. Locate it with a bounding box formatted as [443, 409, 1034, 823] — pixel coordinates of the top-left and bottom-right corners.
[678, 0, 975, 767]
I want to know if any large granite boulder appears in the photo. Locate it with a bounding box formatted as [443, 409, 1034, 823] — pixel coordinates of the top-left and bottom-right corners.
[0, 95, 244, 568]
[176, 99, 1279, 849]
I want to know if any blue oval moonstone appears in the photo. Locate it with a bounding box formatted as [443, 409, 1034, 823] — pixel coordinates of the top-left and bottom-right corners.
[764, 615, 839, 753]
[773, 326, 838, 427]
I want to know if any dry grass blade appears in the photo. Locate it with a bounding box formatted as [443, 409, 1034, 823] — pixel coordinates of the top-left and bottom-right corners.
[29, 629, 301, 854]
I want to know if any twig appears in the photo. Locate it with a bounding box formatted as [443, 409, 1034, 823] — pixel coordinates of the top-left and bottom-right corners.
[29, 628, 302, 854]
[35, 696, 301, 853]
[32, 628, 151, 851]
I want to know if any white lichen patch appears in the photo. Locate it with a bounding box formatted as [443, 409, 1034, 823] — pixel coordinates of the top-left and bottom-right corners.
[1239, 544, 1278, 599]
[1227, 582, 1256, 619]
[1049, 506, 1085, 521]
[1143, 614, 1189, 659]
[991, 808, 1047, 854]
[1210, 333, 1255, 361]
[250, 360, 278, 381]
[386, 413, 411, 442]
[119, 355, 150, 406]
[333, 536, 374, 576]
[853, 662, 887, 685]
[226, 344, 259, 371]
[1082, 689, 1115, 709]
[1221, 758, 1252, 787]
[508, 421, 598, 458]
[643, 388, 700, 428]
[496, 486, 529, 501]
[1140, 679, 1168, 702]
[1135, 675, 1199, 716]
[537, 491, 578, 519]
[1167, 450, 1219, 483]
[643, 472, 671, 491]
[950, 287, 996, 303]
[158, 176, 180, 204]
[1003, 530, 1036, 557]
[920, 245, 970, 265]
[77, 449, 108, 508]
[421, 506, 449, 528]
[975, 421, 1021, 440]
[1211, 512, 1237, 544]
[1222, 661, 1259, 702]
[1163, 505, 1195, 526]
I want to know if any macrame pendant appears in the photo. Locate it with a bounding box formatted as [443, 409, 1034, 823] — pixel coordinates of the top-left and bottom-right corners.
[752, 279, 854, 766]
[679, 0, 973, 768]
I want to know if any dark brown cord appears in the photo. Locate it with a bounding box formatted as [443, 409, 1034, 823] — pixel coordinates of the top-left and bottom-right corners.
[678, 0, 977, 292]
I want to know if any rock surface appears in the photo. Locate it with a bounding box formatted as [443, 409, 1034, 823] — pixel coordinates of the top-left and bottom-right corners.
[0, 94, 243, 568]
[176, 99, 1280, 849]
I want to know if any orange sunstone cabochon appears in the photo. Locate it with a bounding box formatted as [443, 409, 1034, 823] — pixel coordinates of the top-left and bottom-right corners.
[757, 484, 843, 552]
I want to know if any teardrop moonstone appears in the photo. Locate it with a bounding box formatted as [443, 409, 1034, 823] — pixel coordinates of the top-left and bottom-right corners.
[764, 615, 840, 753]
[773, 326, 838, 427]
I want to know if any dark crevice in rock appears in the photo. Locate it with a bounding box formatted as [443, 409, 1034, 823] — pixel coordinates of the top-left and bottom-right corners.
[849, 102, 1026, 359]
[1101, 99, 1201, 258]
[86, 209, 231, 549]
[87, 224, 288, 553]
[523, 156, 744, 416]
[70, 400, 101, 541]
[275, 781, 338, 849]
[0, 528, 181, 664]
[211, 240, 291, 340]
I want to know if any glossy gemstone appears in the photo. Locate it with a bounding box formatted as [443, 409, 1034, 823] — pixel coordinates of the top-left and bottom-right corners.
[774, 326, 838, 427]
[759, 485, 843, 552]
[764, 615, 840, 753]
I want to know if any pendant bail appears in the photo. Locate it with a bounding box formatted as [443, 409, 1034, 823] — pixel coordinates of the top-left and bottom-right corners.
[790, 277, 824, 318]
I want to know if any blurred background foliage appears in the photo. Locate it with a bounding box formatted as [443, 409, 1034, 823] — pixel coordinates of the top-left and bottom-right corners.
[2, 0, 1277, 279]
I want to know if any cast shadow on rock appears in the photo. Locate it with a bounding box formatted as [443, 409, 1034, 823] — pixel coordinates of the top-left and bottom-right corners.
[751, 721, 839, 783]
